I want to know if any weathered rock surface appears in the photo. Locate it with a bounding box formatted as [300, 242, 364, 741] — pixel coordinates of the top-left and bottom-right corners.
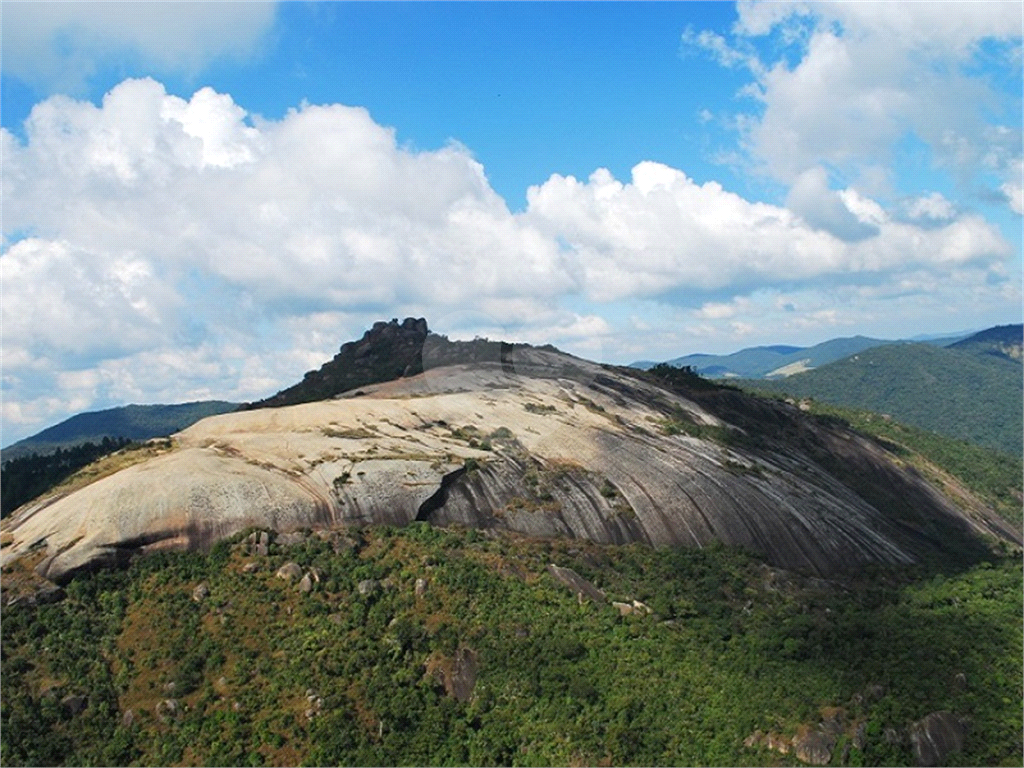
[2, 339, 1017, 585]
[909, 711, 967, 766]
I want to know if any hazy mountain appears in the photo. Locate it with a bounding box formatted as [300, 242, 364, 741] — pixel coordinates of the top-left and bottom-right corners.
[633, 335, 892, 378]
[744, 338, 1023, 457]
[632, 331, 983, 379]
[1, 401, 240, 464]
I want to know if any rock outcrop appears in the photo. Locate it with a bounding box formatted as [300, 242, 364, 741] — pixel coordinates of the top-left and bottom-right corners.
[909, 711, 968, 766]
[1, 329, 1018, 586]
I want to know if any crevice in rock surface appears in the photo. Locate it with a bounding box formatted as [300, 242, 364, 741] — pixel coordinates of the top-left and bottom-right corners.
[415, 467, 468, 523]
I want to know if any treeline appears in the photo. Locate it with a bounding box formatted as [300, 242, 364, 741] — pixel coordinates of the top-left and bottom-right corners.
[0, 437, 133, 517]
[2, 525, 1020, 766]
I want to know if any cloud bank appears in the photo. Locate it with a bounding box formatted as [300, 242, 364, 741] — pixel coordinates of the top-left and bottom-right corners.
[1, 1, 276, 92]
[0, 78, 1015, 443]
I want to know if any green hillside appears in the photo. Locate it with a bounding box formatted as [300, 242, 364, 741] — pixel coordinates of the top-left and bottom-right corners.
[2, 526, 1020, 767]
[745, 342, 1023, 457]
[1, 401, 239, 464]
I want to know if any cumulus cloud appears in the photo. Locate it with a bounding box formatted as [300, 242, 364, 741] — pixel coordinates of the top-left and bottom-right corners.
[525, 161, 1006, 300]
[705, 0, 1024, 210]
[1, 1, 277, 92]
[785, 167, 879, 241]
[1, 79, 1016, 443]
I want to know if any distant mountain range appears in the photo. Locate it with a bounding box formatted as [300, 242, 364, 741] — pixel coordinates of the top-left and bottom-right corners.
[1, 401, 239, 463]
[743, 325, 1023, 457]
[631, 333, 972, 379]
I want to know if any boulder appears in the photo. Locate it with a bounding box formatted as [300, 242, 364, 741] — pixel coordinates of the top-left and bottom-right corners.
[156, 698, 179, 722]
[192, 583, 209, 602]
[246, 530, 270, 557]
[298, 573, 313, 593]
[793, 729, 836, 765]
[357, 579, 380, 596]
[909, 711, 967, 767]
[415, 577, 428, 598]
[276, 562, 303, 581]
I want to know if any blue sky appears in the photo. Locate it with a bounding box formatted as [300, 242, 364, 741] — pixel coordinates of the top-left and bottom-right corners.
[2, 1, 1022, 445]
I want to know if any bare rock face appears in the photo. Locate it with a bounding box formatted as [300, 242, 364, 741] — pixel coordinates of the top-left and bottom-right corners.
[1, 342, 1016, 586]
[909, 711, 967, 766]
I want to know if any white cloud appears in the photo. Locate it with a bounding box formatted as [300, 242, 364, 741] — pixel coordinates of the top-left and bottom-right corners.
[905, 192, 957, 222]
[1, 80, 1018, 444]
[720, 0, 1024, 207]
[786, 166, 879, 241]
[1002, 183, 1024, 215]
[525, 161, 1007, 300]
[1, 1, 277, 92]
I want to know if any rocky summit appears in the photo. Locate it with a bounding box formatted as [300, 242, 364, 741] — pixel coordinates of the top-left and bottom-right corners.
[1, 321, 1017, 585]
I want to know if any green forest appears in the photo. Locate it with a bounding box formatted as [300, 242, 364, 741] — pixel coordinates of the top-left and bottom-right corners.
[744, 343, 1023, 457]
[2, 524, 1020, 767]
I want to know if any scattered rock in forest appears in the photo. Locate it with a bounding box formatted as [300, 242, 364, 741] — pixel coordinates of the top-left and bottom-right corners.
[883, 727, 904, 746]
[852, 721, 868, 750]
[357, 579, 380, 596]
[449, 648, 479, 702]
[909, 711, 968, 767]
[415, 577, 428, 598]
[35, 583, 66, 604]
[299, 573, 313, 593]
[276, 562, 303, 581]
[612, 601, 636, 616]
[246, 530, 270, 557]
[546, 564, 605, 604]
[793, 729, 836, 765]
[60, 694, 87, 717]
[426, 647, 479, 703]
[242, 561, 261, 573]
[156, 699, 178, 722]
[121, 709, 134, 728]
[192, 582, 209, 602]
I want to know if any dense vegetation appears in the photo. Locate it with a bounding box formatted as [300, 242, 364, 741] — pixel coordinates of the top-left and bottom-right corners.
[1, 401, 238, 464]
[2, 525, 1020, 767]
[0, 438, 133, 518]
[743, 342, 1023, 457]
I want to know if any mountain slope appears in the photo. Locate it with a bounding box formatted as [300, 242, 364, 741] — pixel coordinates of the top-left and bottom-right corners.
[2, 525, 1020, 767]
[2, 327, 1017, 586]
[637, 335, 891, 378]
[948, 323, 1023, 362]
[745, 342, 1023, 457]
[1, 401, 239, 463]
